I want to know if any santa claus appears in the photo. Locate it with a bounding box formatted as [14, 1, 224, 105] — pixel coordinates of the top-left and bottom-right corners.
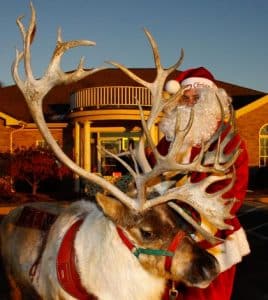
[148, 67, 251, 300]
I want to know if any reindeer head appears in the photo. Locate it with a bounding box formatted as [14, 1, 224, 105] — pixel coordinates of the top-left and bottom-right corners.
[96, 193, 219, 287]
[12, 2, 239, 288]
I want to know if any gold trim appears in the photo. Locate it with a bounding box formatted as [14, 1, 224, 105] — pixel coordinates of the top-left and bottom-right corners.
[0, 112, 22, 125]
[69, 109, 162, 122]
[25, 123, 68, 129]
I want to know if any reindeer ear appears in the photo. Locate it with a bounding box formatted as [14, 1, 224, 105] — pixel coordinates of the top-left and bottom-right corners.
[96, 192, 129, 224]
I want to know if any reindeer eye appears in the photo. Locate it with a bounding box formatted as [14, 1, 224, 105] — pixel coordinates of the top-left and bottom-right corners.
[140, 228, 155, 240]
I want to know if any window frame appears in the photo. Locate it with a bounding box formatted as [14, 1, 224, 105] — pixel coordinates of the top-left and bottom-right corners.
[259, 124, 268, 167]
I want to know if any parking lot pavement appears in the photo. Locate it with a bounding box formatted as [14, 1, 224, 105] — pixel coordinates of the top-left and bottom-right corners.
[232, 201, 268, 300]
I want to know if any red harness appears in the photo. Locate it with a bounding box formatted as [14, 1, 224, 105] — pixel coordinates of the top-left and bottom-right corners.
[24, 206, 185, 299]
[56, 222, 185, 299]
[56, 219, 97, 300]
[116, 227, 186, 272]
[165, 231, 186, 272]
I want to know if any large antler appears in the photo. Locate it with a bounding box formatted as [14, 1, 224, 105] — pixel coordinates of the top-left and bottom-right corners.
[12, 3, 142, 210]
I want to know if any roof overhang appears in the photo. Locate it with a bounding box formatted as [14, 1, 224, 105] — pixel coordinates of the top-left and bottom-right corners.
[236, 95, 268, 118]
[0, 112, 23, 126]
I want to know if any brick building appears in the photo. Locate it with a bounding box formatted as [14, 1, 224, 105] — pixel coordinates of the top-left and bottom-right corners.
[0, 68, 267, 187]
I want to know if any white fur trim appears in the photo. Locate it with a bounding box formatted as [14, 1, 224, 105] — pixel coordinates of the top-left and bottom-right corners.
[207, 228, 250, 273]
[165, 80, 180, 94]
[181, 77, 216, 89]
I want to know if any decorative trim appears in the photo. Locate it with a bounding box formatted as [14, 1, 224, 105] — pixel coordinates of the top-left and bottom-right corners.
[181, 77, 216, 89]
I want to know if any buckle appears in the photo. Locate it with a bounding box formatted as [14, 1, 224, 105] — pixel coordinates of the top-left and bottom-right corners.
[169, 281, 183, 300]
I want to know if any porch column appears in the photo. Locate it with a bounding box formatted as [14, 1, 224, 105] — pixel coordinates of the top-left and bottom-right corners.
[74, 121, 81, 193]
[96, 132, 102, 173]
[83, 120, 91, 172]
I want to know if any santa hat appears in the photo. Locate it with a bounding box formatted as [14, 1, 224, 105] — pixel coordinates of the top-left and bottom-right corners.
[165, 67, 217, 94]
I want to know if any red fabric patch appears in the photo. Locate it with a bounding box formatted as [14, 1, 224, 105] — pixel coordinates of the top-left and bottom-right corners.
[56, 219, 97, 300]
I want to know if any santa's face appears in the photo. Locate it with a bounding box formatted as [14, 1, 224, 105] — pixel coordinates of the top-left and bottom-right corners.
[159, 87, 231, 147]
[180, 88, 200, 107]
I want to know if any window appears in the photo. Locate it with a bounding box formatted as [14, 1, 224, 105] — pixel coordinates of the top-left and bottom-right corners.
[100, 138, 121, 175]
[259, 124, 268, 167]
[36, 139, 59, 149]
[36, 140, 49, 148]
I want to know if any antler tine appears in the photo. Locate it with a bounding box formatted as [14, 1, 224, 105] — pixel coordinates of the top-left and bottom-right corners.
[143, 29, 162, 70]
[13, 3, 36, 89]
[201, 94, 241, 172]
[45, 27, 103, 84]
[23, 2, 36, 81]
[98, 145, 137, 179]
[107, 60, 151, 90]
[136, 101, 157, 171]
[168, 202, 224, 245]
[167, 107, 194, 158]
[143, 28, 184, 78]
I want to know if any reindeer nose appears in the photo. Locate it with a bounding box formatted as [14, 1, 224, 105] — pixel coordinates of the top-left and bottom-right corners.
[182, 244, 220, 288]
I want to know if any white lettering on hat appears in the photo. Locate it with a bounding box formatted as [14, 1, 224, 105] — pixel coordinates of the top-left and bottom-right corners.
[181, 77, 216, 89]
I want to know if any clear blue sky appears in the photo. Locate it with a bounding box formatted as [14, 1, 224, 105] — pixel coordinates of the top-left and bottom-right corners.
[1, 0, 268, 92]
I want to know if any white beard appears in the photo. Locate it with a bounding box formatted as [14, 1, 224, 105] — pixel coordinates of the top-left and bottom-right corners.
[159, 88, 231, 147]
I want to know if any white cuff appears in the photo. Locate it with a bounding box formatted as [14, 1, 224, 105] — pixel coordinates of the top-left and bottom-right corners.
[207, 228, 251, 272]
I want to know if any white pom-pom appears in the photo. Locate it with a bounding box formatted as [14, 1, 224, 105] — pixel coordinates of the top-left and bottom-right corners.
[165, 80, 180, 94]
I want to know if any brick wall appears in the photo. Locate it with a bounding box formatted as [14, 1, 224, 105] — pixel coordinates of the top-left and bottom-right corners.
[12, 129, 63, 149]
[0, 124, 12, 153]
[237, 102, 268, 167]
[0, 126, 73, 155]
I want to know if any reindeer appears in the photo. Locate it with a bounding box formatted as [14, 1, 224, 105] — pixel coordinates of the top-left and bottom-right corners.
[0, 3, 239, 300]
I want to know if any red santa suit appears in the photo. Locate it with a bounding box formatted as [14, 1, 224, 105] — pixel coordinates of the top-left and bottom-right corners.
[149, 124, 250, 300]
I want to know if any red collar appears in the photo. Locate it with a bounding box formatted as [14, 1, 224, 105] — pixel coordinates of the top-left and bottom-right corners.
[56, 219, 97, 300]
[56, 222, 184, 299]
